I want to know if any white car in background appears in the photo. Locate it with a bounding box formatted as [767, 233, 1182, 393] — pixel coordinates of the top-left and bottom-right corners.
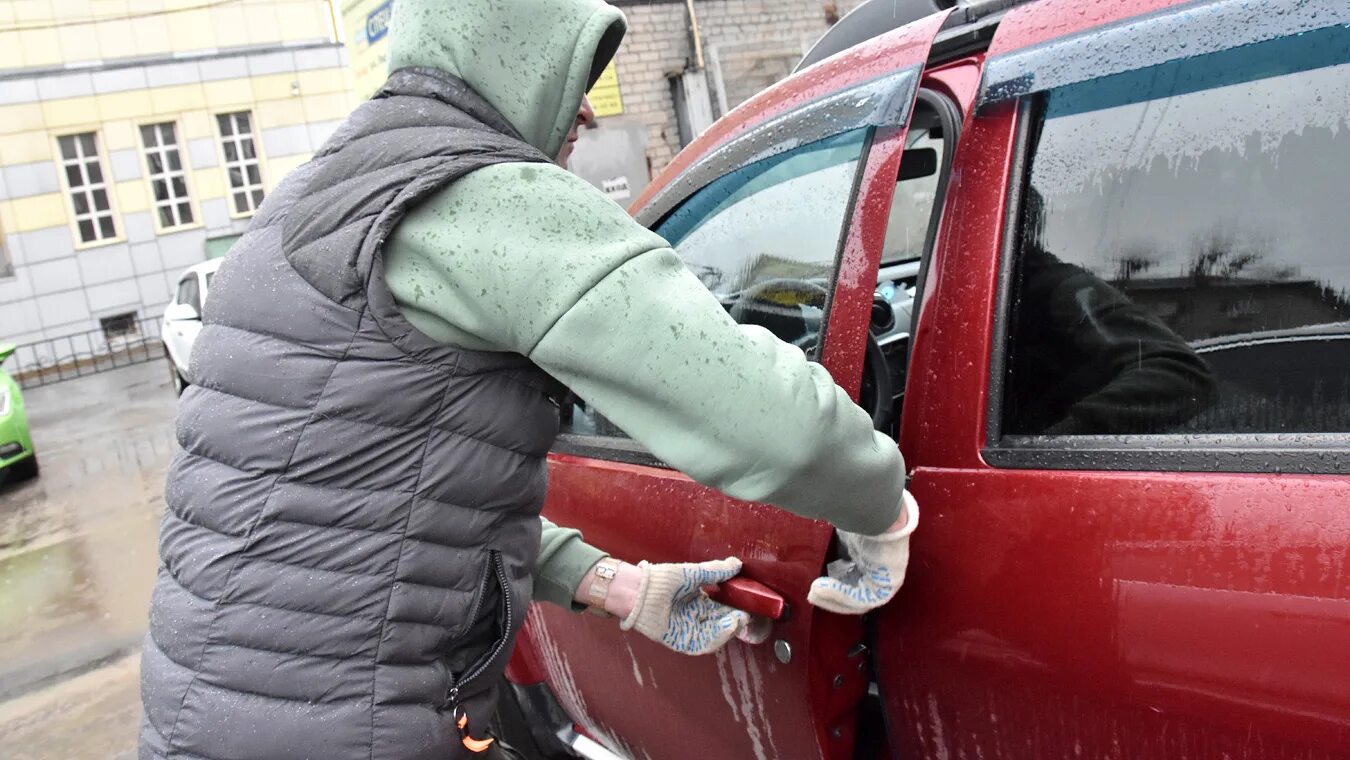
[161, 258, 224, 395]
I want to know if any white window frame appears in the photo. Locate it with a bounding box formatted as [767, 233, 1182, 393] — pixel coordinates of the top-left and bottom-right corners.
[215, 111, 266, 218]
[138, 121, 200, 233]
[55, 130, 122, 248]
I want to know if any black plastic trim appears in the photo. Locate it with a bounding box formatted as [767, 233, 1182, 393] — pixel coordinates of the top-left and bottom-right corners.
[552, 433, 667, 469]
[928, 8, 1005, 64]
[904, 89, 963, 348]
[635, 66, 920, 228]
[985, 437, 1350, 475]
[498, 680, 576, 759]
[983, 96, 1035, 449]
[976, 0, 1350, 109]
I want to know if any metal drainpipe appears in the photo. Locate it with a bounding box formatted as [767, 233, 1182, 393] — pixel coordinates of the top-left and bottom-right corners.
[685, 0, 706, 70]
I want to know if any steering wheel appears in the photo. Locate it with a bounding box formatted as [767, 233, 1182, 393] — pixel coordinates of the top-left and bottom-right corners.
[729, 278, 828, 351]
[729, 278, 894, 430]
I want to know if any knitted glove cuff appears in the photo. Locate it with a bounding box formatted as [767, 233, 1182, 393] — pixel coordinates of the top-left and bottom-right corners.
[619, 560, 674, 636]
[843, 491, 919, 541]
[839, 491, 920, 561]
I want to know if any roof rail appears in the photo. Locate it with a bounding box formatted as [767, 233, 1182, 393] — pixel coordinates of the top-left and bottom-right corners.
[795, 0, 952, 73]
[794, 0, 1037, 74]
[950, 0, 1027, 24]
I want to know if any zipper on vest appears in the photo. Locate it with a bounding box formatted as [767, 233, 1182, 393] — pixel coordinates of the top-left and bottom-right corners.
[446, 550, 513, 711]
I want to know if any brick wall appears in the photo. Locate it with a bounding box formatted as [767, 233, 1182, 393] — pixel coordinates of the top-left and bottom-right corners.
[610, 0, 866, 174]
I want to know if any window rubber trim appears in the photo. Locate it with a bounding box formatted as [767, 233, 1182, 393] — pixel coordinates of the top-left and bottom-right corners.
[983, 98, 1350, 475]
[550, 434, 666, 469]
[904, 89, 963, 355]
[984, 436, 1350, 475]
[982, 96, 1035, 450]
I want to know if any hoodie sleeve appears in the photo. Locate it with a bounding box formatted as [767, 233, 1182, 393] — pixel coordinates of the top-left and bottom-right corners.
[535, 517, 608, 611]
[386, 162, 905, 538]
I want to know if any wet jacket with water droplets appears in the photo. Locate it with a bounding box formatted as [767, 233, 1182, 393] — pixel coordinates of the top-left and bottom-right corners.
[139, 69, 557, 760]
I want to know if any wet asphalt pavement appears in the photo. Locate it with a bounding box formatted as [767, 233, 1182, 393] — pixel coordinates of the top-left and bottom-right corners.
[0, 360, 179, 759]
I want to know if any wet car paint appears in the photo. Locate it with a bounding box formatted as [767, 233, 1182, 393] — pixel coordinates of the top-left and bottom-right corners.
[0, 353, 36, 476]
[879, 2, 1350, 756]
[512, 12, 955, 760]
[513, 1, 1350, 757]
[881, 467, 1350, 758]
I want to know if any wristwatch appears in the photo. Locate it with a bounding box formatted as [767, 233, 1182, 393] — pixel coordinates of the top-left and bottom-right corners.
[587, 557, 621, 617]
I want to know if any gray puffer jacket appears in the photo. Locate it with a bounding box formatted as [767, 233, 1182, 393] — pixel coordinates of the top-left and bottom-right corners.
[139, 69, 558, 760]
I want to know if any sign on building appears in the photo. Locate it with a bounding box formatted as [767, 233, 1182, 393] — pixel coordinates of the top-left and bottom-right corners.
[341, 0, 393, 100]
[590, 60, 624, 117]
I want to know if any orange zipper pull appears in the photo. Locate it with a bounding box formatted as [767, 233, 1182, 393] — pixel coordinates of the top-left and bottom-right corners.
[457, 712, 496, 753]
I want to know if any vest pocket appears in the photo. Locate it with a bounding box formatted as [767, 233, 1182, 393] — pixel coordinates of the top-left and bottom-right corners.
[443, 550, 514, 713]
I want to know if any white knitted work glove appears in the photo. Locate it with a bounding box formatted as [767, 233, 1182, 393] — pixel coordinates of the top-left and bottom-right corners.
[807, 491, 920, 615]
[620, 557, 755, 655]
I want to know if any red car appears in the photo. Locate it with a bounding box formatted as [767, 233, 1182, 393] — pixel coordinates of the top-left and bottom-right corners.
[501, 0, 1350, 758]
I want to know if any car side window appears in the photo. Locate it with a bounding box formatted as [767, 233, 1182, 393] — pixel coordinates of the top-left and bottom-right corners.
[656, 128, 870, 351]
[559, 127, 872, 443]
[999, 53, 1350, 439]
[870, 94, 958, 435]
[176, 276, 201, 316]
[881, 113, 946, 267]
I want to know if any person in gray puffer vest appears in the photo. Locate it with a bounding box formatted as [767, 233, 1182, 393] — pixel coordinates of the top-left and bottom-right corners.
[141, 1, 922, 758]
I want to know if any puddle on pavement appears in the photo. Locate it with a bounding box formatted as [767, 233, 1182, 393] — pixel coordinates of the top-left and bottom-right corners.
[0, 498, 160, 694]
[0, 363, 176, 697]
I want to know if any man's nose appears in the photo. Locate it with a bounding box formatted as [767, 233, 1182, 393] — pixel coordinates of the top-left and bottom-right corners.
[578, 96, 596, 127]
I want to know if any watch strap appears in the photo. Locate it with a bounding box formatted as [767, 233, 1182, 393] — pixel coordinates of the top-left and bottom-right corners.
[586, 557, 621, 616]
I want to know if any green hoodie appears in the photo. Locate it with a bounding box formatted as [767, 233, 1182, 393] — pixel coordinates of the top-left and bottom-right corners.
[384, 0, 905, 610]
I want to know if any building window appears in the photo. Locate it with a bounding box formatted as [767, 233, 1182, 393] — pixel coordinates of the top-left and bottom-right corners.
[57, 133, 118, 244]
[216, 111, 265, 216]
[99, 312, 141, 348]
[139, 122, 195, 230]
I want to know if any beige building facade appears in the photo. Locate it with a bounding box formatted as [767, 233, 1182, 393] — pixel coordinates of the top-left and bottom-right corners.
[1, 0, 864, 354]
[0, 1, 353, 352]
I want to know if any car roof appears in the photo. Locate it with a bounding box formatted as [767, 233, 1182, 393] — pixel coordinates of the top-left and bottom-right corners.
[177, 257, 224, 280]
[796, 0, 953, 72]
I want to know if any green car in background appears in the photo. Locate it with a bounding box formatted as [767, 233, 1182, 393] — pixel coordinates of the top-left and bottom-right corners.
[0, 342, 38, 482]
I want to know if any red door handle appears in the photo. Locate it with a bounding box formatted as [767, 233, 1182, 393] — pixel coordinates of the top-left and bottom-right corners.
[711, 578, 789, 621]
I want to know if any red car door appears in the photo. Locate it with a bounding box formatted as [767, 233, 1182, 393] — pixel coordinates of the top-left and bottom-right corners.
[878, 1, 1350, 757]
[510, 12, 950, 760]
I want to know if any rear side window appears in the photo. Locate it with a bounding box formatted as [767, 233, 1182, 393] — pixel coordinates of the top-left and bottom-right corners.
[1000, 53, 1350, 439]
[176, 276, 201, 315]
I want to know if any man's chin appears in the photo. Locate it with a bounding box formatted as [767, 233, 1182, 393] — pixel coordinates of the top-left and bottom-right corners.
[556, 141, 578, 167]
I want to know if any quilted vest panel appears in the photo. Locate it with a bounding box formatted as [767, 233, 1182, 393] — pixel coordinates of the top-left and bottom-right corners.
[140, 68, 558, 760]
